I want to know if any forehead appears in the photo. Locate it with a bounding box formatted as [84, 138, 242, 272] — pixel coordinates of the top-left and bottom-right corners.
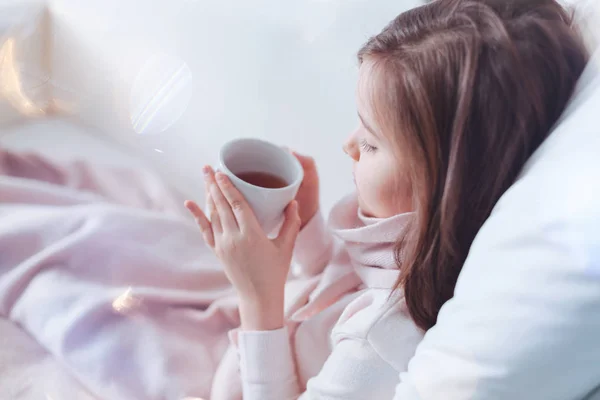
[356, 60, 379, 115]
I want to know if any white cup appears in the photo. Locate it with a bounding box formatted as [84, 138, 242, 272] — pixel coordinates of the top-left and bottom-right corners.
[217, 138, 304, 233]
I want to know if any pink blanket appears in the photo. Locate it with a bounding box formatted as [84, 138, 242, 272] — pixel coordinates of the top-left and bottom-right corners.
[0, 317, 98, 399]
[0, 147, 415, 400]
[0, 149, 240, 399]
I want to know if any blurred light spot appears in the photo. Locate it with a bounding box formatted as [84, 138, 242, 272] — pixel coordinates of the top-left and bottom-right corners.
[154, 148, 164, 153]
[0, 37, 45, 117]
[0, 37, 73, 117]
[112, 287, 143, 314]
[130, 53, 193, 135]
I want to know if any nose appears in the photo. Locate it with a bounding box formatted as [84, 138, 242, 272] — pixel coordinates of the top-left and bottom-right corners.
[343, 135, 360, 162]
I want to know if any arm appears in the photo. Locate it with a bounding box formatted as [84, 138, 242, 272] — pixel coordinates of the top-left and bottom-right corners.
[235, 328, 403, 400]
[234, 293, 424, 400]
[189, 171, 424, 399]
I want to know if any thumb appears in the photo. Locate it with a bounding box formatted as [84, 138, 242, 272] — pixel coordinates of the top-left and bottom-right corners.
[292, 151, 316, 170]
[274, 201, 301, 249]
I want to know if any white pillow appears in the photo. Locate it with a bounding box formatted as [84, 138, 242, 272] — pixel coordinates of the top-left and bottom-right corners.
[571, 0, 600, 50]
[397, 51, 600, 399]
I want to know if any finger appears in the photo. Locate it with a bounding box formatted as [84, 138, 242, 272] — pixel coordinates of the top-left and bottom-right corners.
[211, 207, 222, 235]
[204, 166, 238, 232]
[206, 192, 216, 227]
[274, 200, 301, 249]
[291, 151, 316, 170]
[215, 172, 260, 232]
[184, 199, 203, 219]
[184, 200, 215, 248]
[203, 166, 216, 215]
[210, 180, 239, 233]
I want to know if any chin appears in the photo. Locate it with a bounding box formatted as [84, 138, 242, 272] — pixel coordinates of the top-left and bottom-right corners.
[356, 195, 374, 217]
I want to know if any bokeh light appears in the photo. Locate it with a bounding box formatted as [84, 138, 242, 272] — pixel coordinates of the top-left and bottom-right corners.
[129, 52, 193, 136]
[112, 287, 143, 315]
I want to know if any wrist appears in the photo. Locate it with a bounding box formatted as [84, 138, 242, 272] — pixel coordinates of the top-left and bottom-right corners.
[239, 294, 285, 331]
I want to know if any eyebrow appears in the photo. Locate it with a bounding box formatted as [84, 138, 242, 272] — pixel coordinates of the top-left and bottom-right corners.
[357, 112, 379, 138]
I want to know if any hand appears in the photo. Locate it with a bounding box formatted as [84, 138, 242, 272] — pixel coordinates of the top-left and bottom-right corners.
[184, 166, 302, 330]
[291, 151, 320, 229]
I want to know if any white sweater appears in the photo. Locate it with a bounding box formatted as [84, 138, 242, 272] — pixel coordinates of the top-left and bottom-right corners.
[230, 195, 425, 399]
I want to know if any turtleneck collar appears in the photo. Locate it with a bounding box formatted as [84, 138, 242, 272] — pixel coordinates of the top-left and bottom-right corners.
[329, 194, 413, 289]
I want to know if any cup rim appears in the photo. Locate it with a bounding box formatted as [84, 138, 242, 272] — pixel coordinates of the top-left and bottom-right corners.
[219, 138, 304, 192]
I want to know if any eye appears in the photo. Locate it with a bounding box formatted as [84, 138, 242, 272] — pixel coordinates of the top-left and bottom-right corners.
[359, 139, 377, 153]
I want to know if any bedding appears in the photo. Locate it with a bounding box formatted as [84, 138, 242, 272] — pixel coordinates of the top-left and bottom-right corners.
[0, 120, 181, 400]
[0, 318, 98, 399]
[0, 143, 239, 400]
[0, 119, 159, 399]
[0, 134, 365, 400]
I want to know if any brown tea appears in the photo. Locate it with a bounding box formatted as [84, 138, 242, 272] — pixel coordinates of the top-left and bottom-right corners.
[236, 171, 288, 189]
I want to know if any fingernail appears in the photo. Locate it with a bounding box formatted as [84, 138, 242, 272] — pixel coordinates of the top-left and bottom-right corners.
[202, 166, 211, 176]
[216, 173, 226, 183]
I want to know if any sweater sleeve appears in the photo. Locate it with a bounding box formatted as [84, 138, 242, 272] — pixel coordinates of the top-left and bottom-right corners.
[234, 328, 417, 400]
[235, 328, 299, 399]
[292, 210, 335, 277]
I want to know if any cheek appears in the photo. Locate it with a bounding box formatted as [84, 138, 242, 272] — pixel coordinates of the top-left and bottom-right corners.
[355, 156, 411, 217]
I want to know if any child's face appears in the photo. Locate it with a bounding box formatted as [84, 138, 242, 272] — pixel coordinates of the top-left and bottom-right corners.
[343, 61, 412, 218]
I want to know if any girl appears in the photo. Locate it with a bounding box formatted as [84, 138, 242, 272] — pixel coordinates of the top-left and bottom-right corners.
[185, 0, 589, 399]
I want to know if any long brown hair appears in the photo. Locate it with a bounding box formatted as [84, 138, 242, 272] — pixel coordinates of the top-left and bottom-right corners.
[358, 0, 589, 331]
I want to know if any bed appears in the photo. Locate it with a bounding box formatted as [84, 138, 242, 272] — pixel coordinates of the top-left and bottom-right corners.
[1, 0, 599, 399]
[0, 121, 120, 398]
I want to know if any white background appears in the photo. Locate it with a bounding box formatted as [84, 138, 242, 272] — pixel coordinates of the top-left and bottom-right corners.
[2, 0, 423, 212]
[1, 0, 594, 212]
